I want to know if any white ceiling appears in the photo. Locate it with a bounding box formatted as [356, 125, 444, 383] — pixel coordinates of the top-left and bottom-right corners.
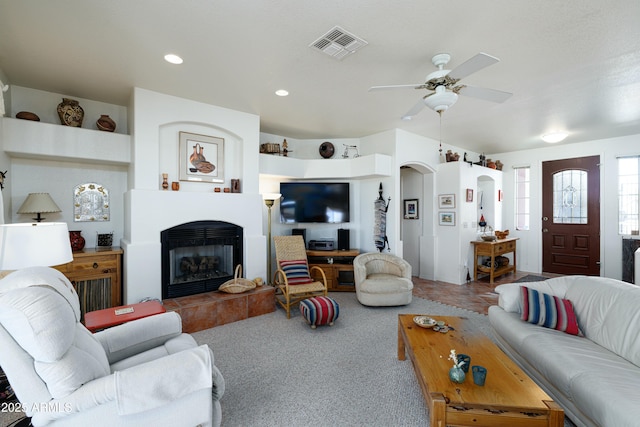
[1, 0, 639, 155]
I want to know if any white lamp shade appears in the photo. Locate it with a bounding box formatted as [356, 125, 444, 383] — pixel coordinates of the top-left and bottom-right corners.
[17, 193, 62, 214]
[0, 222, 73, 269]
[262, 193, 281, 201]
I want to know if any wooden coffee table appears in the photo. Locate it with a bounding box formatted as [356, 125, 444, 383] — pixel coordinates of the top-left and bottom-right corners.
[398, 314, 564, 427]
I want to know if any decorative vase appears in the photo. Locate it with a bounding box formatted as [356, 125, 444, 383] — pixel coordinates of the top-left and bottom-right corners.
[162, 173, 169, 190]
[495, 160, 504, 171]
[69, 230, 85, 252]
[449, 366, 466, 384]
[57, 98, 84, 127]
[96, 114, 116, 132]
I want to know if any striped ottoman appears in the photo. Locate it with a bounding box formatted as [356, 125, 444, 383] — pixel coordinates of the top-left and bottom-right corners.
[299, 296, 339, 329]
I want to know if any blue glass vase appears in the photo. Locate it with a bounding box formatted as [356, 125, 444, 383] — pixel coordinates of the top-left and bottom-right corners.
[449, 366, 466, 384]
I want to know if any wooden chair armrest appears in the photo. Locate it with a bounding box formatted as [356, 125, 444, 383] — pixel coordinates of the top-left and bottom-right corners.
[309, 265, 328, 288]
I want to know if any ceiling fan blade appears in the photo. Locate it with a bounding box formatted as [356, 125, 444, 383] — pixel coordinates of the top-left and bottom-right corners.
[456, 85, 512, 103]
[402, 96, 429, 118]
[447, 52, 499, 80]
[368, 84, 424, 92]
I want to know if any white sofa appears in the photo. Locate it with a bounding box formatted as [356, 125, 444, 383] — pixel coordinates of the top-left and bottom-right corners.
[0, 267, 224, 426]
[489, 276, 640, 427]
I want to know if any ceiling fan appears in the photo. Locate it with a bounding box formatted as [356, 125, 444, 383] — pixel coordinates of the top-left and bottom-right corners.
[369, 52, 512, 118]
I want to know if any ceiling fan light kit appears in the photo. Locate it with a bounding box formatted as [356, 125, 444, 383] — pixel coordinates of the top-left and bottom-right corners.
[423, 85, 458, 112]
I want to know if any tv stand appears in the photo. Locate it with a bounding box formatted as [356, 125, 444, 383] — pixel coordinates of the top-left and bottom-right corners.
[307, 249, 359, 292]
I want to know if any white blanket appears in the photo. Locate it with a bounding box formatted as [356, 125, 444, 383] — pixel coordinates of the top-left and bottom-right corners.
[115, 344, 212, 415]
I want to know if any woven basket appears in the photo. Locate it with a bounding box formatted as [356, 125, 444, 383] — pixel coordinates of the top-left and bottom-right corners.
[219, 265, 256, 294]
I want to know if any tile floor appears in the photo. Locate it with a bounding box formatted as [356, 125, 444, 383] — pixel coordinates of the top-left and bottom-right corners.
[412, 270, 558, 315]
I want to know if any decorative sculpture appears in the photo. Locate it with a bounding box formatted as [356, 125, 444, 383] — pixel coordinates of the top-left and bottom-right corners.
[374, 182, 391, 252]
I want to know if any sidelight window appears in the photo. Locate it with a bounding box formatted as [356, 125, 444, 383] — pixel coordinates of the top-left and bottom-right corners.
[618, 156, 639, 235]
[514, 166, 530, 230]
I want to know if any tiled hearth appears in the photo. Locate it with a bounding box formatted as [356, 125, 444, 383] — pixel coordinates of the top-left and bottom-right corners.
[163, 286, 275, 333]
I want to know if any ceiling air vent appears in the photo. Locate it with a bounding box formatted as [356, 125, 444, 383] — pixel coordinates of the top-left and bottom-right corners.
[309, 26, 368, 60]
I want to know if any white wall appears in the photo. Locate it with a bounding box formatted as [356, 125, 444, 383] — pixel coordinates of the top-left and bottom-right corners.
[491, 135, 640, 280]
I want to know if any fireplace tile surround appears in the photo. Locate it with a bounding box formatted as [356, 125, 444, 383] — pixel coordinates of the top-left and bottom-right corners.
[122, 189, 267, 304]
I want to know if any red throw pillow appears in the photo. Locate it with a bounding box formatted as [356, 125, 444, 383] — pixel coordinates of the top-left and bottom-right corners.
[279, 260, 313, 285]
[520, 286, 579, 335]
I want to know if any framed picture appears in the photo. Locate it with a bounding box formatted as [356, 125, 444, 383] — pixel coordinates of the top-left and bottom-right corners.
[403, 199, 419, 219]
[466, 188, 473, 203]
[438, 194, 455, 209]
[179, 131, 224, 183]
[439, 211, 456, 226]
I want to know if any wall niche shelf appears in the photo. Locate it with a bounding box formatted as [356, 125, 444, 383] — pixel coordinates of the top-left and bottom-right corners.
[2, 117, 131, 166]
[259, 153, 392, 179]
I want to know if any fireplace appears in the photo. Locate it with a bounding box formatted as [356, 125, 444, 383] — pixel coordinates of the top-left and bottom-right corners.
[161, 220, 243, 299]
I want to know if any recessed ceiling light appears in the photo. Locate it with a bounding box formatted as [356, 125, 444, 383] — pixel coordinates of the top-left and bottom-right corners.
[275, 89, 289, 97]
[164, 54, 183, 65]
[541, 132, 568, 143]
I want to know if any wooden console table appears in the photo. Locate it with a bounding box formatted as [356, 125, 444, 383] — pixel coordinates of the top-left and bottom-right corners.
[307, 249, 359, 291]
[471, 238, 518, 284]
[53, 247, 123, 318]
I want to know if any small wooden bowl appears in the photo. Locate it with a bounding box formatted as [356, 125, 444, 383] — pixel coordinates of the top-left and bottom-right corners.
[16, 111, 40, 121]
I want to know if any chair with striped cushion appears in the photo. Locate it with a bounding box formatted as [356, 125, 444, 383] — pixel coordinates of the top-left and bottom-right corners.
[273, 235, 328, 319]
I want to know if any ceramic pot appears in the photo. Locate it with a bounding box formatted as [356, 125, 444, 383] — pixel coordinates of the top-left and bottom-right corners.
[449, 366, 466, 384]
[57, 98, 84, 127]
[96, 114, 116, 132]
[69, 230, 85, 252]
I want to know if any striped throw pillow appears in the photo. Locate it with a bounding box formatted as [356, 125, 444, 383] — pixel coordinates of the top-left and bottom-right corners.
[279, 260, 313, 285]
[520, 286, 579, 335]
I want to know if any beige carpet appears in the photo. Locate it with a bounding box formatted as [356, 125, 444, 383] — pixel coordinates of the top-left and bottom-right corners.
[193, 292, 577, 427]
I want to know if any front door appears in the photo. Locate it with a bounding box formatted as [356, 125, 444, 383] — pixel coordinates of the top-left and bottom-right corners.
[542, 156, 600, 275]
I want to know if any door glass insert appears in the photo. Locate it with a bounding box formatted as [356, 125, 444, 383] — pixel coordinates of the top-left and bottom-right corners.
[553, 170, 587, 224]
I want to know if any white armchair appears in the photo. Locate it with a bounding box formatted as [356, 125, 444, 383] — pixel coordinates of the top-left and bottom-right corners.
[353, 252, 413, 306]
[0, 267, 224, 427]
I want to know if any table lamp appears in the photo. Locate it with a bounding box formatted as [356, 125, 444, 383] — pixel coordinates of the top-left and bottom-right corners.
[0, 222, 73, 270]
[17, 193, 62, 222]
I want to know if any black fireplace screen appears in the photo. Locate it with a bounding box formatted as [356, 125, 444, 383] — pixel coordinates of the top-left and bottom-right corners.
[161, 221, 243, 299]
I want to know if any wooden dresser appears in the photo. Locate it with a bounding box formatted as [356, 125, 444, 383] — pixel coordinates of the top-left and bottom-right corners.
[53, 247, 123, 317]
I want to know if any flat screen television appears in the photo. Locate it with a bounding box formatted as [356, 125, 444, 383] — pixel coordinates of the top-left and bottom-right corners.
[279, 182, 350, 223]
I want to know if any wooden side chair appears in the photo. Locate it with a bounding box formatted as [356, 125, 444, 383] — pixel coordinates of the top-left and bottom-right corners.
[273, 235, 328, 318]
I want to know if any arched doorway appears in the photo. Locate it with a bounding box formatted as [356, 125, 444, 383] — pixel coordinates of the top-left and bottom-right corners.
[400, 162, 436, 279]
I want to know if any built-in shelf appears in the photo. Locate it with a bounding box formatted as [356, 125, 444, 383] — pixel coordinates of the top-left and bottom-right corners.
[259, 153, 392, 179]
[2, 117, 131, 165]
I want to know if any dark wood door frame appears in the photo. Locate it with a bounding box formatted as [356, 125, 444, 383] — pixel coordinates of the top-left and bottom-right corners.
[542, 156, 600, 275]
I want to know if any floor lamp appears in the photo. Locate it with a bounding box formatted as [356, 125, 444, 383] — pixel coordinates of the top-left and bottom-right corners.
[262, 193, 281, 285]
